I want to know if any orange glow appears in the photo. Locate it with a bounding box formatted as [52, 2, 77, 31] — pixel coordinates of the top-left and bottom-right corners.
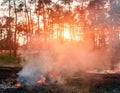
[15, 83, 21, 87]
[64, 28, 71, 40]
[38, 76, 46, 84]
[18, 37, 25, 45]
[49, 71, 56, 79]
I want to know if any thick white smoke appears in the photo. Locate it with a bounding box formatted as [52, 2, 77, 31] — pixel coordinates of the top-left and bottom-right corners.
[17, 36, 110, 86]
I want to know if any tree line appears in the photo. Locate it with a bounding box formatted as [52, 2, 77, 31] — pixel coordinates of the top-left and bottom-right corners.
[0, 0, 120, 57]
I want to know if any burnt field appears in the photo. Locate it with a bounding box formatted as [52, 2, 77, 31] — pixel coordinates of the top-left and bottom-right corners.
[0, 67, 120, 93]
[1, 79, 120, 93]
[2, 83, 120, 93]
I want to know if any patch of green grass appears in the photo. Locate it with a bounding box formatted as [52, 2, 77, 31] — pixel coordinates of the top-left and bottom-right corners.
[0, 53, 21, 66]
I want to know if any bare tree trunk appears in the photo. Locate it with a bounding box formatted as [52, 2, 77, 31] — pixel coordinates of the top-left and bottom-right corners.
[42, 0, 46, 33]
[8, 0, 12, 55]
[36, 0, 40, 34]
[37, 15, 40, 34]
[29, 9, 33, 35]
[24, 0, 30, 43]
[0, 29, 2, 52]
[13, 0, 17, 57]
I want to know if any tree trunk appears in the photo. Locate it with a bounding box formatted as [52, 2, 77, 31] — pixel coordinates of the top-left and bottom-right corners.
[13, 0, 17, 57]
[42, 0, 46, 33]
[8, 0, 12, 55]
[24, 0, 30, 43]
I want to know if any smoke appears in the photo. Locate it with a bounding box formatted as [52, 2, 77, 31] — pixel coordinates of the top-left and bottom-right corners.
[17, 0, 120, 86]
[17, 35, 111, 86]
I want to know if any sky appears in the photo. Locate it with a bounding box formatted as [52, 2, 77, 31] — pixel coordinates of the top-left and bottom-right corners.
[0, 0, 88, 17]
[0, 0, 8, 17]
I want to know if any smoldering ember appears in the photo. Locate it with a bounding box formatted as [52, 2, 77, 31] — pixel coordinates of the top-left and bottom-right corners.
[0, 0, 120, 93]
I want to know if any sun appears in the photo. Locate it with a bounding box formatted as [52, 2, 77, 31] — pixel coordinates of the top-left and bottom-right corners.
[18, 36, 27, 45]
[64, 28, 71, 40]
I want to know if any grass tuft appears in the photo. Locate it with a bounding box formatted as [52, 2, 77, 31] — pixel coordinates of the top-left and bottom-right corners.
[0, 53, 21, 66]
